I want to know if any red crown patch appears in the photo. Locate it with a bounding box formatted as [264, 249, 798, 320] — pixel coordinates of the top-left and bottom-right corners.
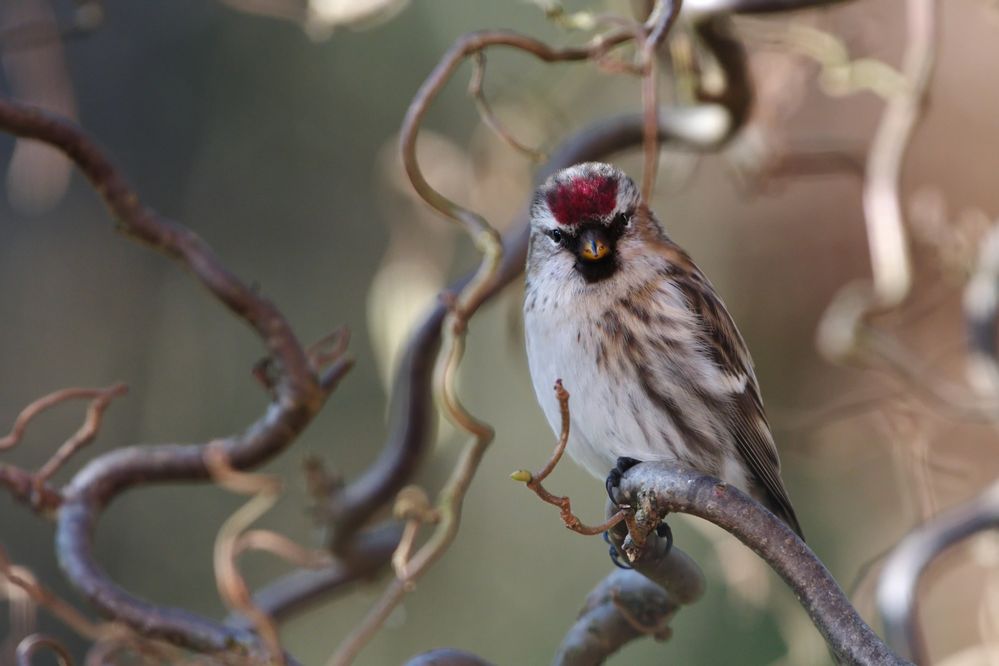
[546, 175, 618, 226]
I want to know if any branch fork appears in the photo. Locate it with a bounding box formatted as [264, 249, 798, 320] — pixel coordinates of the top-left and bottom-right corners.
[512, 380, 650, 551]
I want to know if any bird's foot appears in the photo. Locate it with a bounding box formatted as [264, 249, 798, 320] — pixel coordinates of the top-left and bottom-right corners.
[603, 520, 672, 569]
[603, 530, 632, 569]
[605, 456, 642, 507]
[656, 520, 673, 555]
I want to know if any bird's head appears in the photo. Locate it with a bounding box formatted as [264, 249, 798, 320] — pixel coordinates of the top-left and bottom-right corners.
[529, 162, 647, 284]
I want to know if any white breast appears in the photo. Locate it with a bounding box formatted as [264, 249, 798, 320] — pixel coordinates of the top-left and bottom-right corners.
[523, 270, 700, 480]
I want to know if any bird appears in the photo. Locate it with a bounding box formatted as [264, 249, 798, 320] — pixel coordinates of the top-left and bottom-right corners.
[523, 161, 803, 541]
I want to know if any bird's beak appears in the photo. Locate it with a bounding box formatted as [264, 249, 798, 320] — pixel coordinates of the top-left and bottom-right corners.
[577, 228, 610, 262]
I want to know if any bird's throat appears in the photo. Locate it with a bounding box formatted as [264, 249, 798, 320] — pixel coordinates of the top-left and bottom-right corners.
[574, 256, 618, 283]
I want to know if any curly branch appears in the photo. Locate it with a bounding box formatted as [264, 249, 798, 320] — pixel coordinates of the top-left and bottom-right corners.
[324, 0, 752, 557]
[0, 546, 125, 645]
[616, 462, 911, 665]
[325, 106, 736, 557]
[16, 634, 73, 666]
[207, 449, 333, 665]
[402, 649, 495, 666]
[331, 10, 715, 660]
[512, 381, 637, 537]
[468, 52, 546, 162]
[964, 222, 999, 395]
[860, 0, 936, 307]
[639, 0, 683, 200]
[0, 384, 125, 453]
[818, 0, 938, 362]
[0, 96, 344, 658]
[876, 480, 999, 664]
[553, 569, 679, 666]
[224, 523, 402, 630]
[35, 383, 128, 485]
[0, 382, 126, 513]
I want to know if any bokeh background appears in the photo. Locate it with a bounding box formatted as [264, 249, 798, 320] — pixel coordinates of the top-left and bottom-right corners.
[2, 1, 999, 664]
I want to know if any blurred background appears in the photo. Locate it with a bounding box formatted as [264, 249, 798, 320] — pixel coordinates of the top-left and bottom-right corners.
[1, 0, 998, 664]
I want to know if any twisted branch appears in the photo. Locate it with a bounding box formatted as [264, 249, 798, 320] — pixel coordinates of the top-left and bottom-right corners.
[15, 634, 73, 666]
[0, 96, 348, 659]
[324, 0, 751, 557]
[330, 9, 708, 660]
[616, 462, 911, 665]
[512, 381, 635, 537]
[817, 0, 938, 361]
[877, 480, 999, 664]
[553, 569, 681, 666]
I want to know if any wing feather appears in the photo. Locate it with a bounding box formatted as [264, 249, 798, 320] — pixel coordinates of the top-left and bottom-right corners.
[655, 239, 804, 538]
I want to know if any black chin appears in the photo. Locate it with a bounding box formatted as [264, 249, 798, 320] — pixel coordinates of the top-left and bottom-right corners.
[574, 256, 618, 283]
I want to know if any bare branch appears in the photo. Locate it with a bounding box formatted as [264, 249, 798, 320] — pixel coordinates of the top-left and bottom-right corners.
[553, 570, 679, 666]
[616, 462, 911, 665]
[0, 546, 125, 644]
[0, 96, 339, 658]
[207, 448, 323, 665]
[513, 381, 639, 538]
[0, 384, 124, 452]
[329, 13, 749, 653]
[35, 383, 128, 485]
[0, 381, 125, 513]
[681, 0, 854, 13]
[605, 517, 706, 606]
[402, 649, 495, 666]
[964, 222, 999, 395]
[468, 52, 546, 162]
[325, 107, 738, 555]
[818, 0, 938, 362]
[0, 464, 61, 513]
[877, 480, 999, 664]
[639, 0, 683, 200]
[16, 634, 73, 666]
[223, 523, 401, 630]
[860, 0, 937, 307]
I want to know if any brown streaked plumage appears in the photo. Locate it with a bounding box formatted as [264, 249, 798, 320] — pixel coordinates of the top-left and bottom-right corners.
[524, 162, 803, 538]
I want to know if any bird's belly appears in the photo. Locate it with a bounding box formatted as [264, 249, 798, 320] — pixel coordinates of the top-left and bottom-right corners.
[525, 310, 685, 480]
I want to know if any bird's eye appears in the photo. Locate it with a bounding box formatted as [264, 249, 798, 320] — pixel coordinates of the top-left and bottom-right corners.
[548, 229, 564, 245]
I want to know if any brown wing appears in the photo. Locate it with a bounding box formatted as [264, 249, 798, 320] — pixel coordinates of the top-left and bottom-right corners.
[659, 240, 804, 539]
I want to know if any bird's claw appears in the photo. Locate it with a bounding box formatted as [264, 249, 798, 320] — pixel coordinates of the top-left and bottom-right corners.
[656, 520, 674, 555]
[603, 530, 633, 569]
[604, 456, 641, 506]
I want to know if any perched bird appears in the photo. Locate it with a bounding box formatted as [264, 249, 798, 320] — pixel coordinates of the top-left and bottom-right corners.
[523, 162, 803, 539]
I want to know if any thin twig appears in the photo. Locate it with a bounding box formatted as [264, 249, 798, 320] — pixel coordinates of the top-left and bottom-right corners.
[35, 383, 127, 484]
[861, 0, 937, 307]
[0, 96, 335, 658]
[223, 523, 402, 631]
[512, 381, 635, 537]
[206, 448, 333, 666]
[324, 107, 738, 557]
[330, 25, 665, 666]
[0, 546, 118, 643]
[0, 384, 124, 451]
[333, 26, 706, 663]
[468, 52, 547, 162]
[817, 0, 938, 363]
[639, 0, 683, 200]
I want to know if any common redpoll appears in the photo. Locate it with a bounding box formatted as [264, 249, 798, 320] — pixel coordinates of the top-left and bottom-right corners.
[524, 162, 803, 539]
